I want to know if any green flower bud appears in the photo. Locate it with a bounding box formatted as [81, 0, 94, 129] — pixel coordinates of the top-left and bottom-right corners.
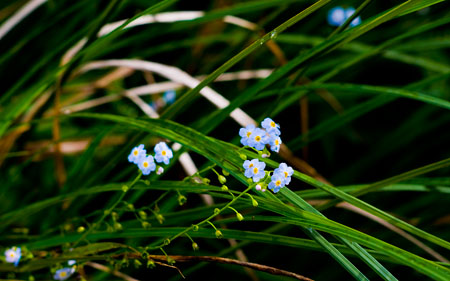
[239, 153, 247, 160]
[251, 198, 258, 207]
[103, 210, 111, 216]
[28, 276, 35, 281]
[215, 229, 223, 239]
[164, 238, 171, 245]
[141, 221, 151, 229]
[202, 178, 210, 184]
[111, 212, 119, 221]
[192, 242, 199, 251]
[134, 259, 142, 268]
[213, 208, 220, 214]
[156, 214, 164, 224]
[121, 185, 129, 192]
[144, 180, 151, 186]
[138, 210, 147, 220]
[192, 224, 199, 231]
[114, 222, 123, 231]
[246, 178, 253, 184]
[222, 169, 230, 176]
[147, 259, 155, 268]
[77, 226, 85, 233]
[221, 185, 228, 192]
[236, 213, 244, 221]
[218, 175, 227, 184]
[127, 203, 135, 211]
[178, 194, 187, 206]
[167, 256, 175, 265]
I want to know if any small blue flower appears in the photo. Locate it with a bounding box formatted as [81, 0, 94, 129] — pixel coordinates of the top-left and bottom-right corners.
[261, 118, 281, 136]
[239, 124, 256, 146]
[138, 155, 156, 175]
[67, 260, 76, 266]
[243, 159, 266, 182]
[268, 173, 286, 193]
[54, 267, 75, 281]
[154, 142, 173, 165]
[5, 247, 21, 266]
[327, 6, 346, 26]
[274, 163, 294, 185]
[248, 128, 269, 151]
[345, 8, 361, 27]
[128, 144, 146, 164]
[269, 135, 282, 153]
[163, 90, 176, 104]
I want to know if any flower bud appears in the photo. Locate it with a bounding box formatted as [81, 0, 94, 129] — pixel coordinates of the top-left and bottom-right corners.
[178, 194, 187, 206]
[261, 153, 269, 158]
[134, 259, 142, 268]
[214, 208, 220, 214]
[246, 178, 253, 184]
[139, 210, 147, 220]
[192, 224, 199, 231]
[218, 175, 227, 184]
[156, 167, 164, 175]
[222, 169, 230, 176]
[167, 257, 175, 265]
[239, 153, 247, 160]
[215, 229, 223, 239]
[77, 226, 85, 233]
[202, 178, 210, 184]
[156, 214, 164, 224]
[127, 203, 135, 211]
[114, 222, 123, 231]
[255, 184, 262, 191]
[221, 185, 228, 192]
[144, 180, 151, 186]
[251, 198, 258, 207]
[121, 185, 129, 192]
[164, 238, 171, 245]
[147, 259, 155, 268]
[111, 212, 119, 221]
[236, 213, 244, 221]
[141, 221, 151, 229]
[192, 242, 199, 251]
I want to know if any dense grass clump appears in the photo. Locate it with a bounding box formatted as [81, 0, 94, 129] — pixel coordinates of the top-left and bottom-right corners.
[1, 0, 449, 280]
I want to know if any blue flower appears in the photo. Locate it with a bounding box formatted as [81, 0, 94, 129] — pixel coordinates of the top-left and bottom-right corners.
[128, 144, 146, 164]
[54, 267, 75, 281]
[261, 118, 280, 136]
[345, 8, 361, 27]
[269, 135, 282, 153]
[154, 142, 173, 165]
[327, 6, 346, 26]
[138, 155, 156, 175]
[268, 173, 286, 193]
[239, 124, 256, 146]
[4, 247, 21, 266]
[248, 128, 269, 151]
[274, 163, 294, 185]
[67, 260, 76, 266]
[243, 159, 266, 182]
[163, 90, 176, 104]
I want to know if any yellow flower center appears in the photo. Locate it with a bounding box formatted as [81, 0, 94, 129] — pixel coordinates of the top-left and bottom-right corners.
[275, 180, 281, 186]
[275, 139, 279, 145]
[10, 253, 15, 258]
[133, 150, 138, 156]
[162, 150, 167, 156]
[253, 168, 258, 174]
[60, 272, 67, 277]
[255, 136, 261, 142]
[249, 163, 254, 168]
[284, 171, 288, 178]
[270, 121, 276, 127]
[143, 162, 148, 168]
[246, 131, 251, 137]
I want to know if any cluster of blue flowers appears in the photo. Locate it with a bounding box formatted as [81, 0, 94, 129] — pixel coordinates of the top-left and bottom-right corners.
[128, 142, 173, 175]
[239, 118, 282, 153]
[4, 246, 21, 266]
[54, 260, 76, 280]
[327, 6, 361, 27]
[240, 118, 294, 193]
